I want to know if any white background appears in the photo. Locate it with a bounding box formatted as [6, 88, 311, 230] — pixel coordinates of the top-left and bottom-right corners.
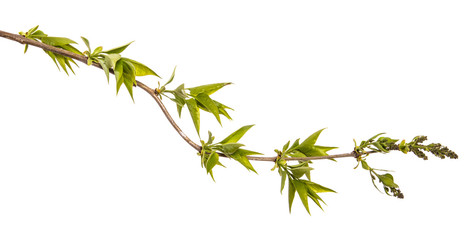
[1, 1, 467, 239]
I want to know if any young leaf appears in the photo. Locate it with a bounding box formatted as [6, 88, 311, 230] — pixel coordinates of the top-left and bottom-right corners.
[186, 98, 200, 135]
[97, 59, 110, 82]
[221, 143, 244, 155]
[230, 150, 257, 173]
[103, 54, 121, 69]
[297, 128, 326, 150]
[163, 66, 177, 87]
[279, 168, 287, 193]
[195, 93, 221, 124]
[288, 178, 296, 213]
[206, 152, 219, 174]
[114, 59, 124, 94]
[81, 36, 91, 52]
[41, 37, 77, 46]
[122, 60, 137, 101]
[219, 125, 254, 144]
[187, 82, 232, 96]
[122, 58, 160, 78]
[304, 181, 336, 193]
[377, 173, 399, 188]
[290, 166, 314, 179]
[293, 180, 310, 214]
[102, 41, 134, 54]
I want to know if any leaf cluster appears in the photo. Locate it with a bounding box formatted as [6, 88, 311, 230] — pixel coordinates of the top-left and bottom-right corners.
[20, 26, 160, 100]
[198, 125, 261, 180]
[157, 74, 233, 135]
[20, 25, 80, 75]
[274, 129, 337, 214]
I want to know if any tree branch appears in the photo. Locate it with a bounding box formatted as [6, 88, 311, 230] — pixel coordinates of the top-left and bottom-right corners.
[0, 29, 363, 163]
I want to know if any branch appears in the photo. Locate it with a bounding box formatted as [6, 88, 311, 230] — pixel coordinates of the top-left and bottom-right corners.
[0, 29, 364, 162]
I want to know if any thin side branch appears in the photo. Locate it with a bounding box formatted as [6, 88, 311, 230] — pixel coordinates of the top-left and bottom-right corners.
[0, 29, 364, 162]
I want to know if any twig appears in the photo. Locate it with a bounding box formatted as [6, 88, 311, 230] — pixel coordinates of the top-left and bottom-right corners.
[0, 29, 365, 162]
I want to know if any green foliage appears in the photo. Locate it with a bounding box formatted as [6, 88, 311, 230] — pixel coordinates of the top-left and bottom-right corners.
[274, 129, 337, 214]
[157, 71, 233, 134]
[20, 25, 79, 75]
[11, 25, 460, 215]
[198, 126, 261, 179]
[20, 25, 160, 100]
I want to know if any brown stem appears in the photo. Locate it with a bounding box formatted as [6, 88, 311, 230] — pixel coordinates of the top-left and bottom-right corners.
[0, 29, 363, 162]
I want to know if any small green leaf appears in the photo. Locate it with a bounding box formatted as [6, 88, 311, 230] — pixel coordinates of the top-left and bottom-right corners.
[219, 125, 254, 144]
[186, 98, 200, 135]
[290, 166, 314, 179]
[195, 93, 221, 124]
[97, 59, 110, 82]
[60, 44, 82, 55]
[122, 58, 160, 78]
[92, 46, 103, 56]
[41, 37, 77, 46]
[114, 59, 124, 94]
[103, 54, 121, 69]
[231, 150, 257, 173]
[361, 160, 370, 170]
[303, 181, 336, 193]
[102, 41, 134, 54]
[206, 152, 219, 174]
[288, 178, 296, 213]
[293, 180, 310, 214]
[282, 141, 290, 153]
[81, 36, 91, 52]
[163, 66, 177, 87]
[297, 128, 326, 150]
[221, 143, 244, 155]
[122, 60, 136, 101]
[377, 173, 399, 188]
[187, 82, 232, 96]
[280, 168, 287, 193]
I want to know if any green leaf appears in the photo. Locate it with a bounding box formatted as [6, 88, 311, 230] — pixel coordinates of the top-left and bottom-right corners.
[103, 54, 121, 69]
[361, 160, 370, 170]
[81, 36, 91, 52]
[231, 150, 257, 173]
[297, 128, 326, 150]
[279, 168, 287, 193]
[55, 54, 70, 75]
[293, 180, 310, 214]
[122, 58, 160, 78]
[195, 93, 221, 124]
[187, 82, 232, 96]
[102, 41, 134, 54]
[219, 125, 254, 144]
[186, 98, 200, 135]
[288, 178, 296, 213]
[60, 44, 82, 55]
[206, 152, 219, 174]
[377, 173, 399, 188]
[122, 60, 136, 101]
[290, 166, 314, 179]
[282, 141, 290, 153]
[305, 186, 324, 210]
[297, 145, 338, 158]
[163, 66, 177, 87]
[92, 46, 103, 56]
[221, 143, 244, 155]
[97, 59, 110, 82]
[114, 59, 124, 94]
[303, 181, 336, 193]
[41, 37, 77, 46]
